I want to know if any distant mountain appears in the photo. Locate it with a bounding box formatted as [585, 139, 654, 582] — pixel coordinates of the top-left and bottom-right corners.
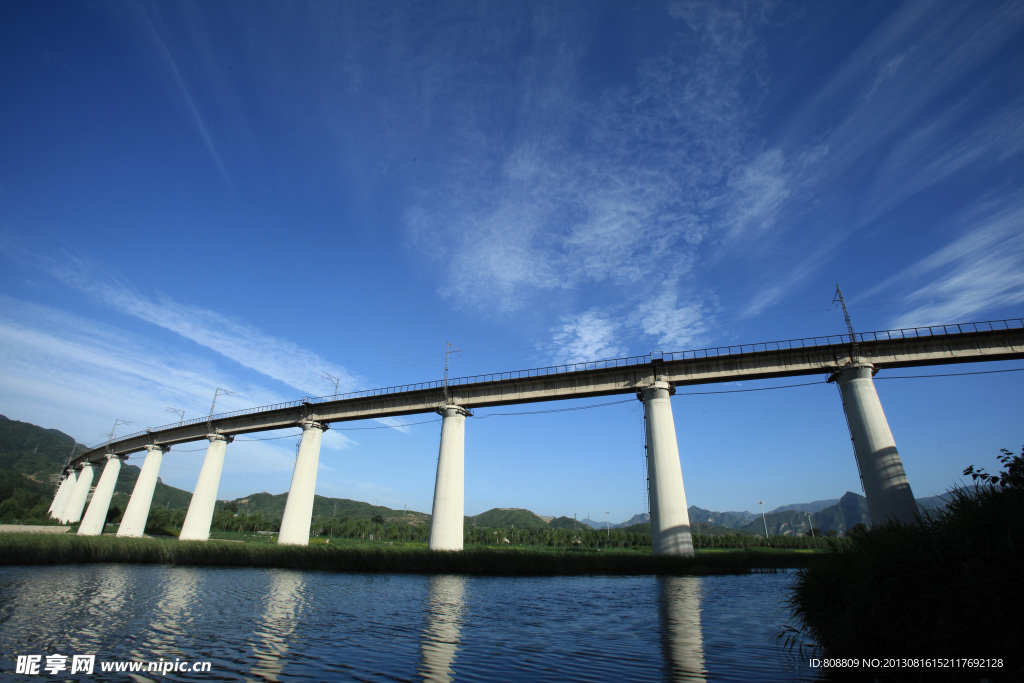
[738, 491, 869, 536]
[620, 512, 650, 527]
[688, 506, 757, 529]
[769, 499, 840, 515]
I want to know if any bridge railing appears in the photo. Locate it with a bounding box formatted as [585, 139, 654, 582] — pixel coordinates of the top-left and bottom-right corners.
[93, 317, 1023, 450]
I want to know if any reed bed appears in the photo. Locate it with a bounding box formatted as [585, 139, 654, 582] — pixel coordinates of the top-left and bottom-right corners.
[785, 484, 1024, 678]
[0, 533, 821, 575]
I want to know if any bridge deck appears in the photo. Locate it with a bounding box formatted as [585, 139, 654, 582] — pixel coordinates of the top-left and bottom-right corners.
[71, 319, 1024, 467]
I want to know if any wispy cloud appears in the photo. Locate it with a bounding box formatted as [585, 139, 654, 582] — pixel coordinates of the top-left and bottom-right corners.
[863, 193, 1024, 326]
[120, 3, 233, 188]
[45, 253, 359, 398]
[404, 1, 781, 357]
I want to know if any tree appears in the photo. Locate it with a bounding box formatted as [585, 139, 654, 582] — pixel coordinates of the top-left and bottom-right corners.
[964, 446, 1024, 489]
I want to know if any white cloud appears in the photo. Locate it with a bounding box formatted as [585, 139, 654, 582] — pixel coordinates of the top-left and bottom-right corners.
[46, 253, 360, 398]
[550, 310, 627, 365]
[404, 0, 775, 321]
[632, 288, 710, 351]
[863, 195, 1024, 327]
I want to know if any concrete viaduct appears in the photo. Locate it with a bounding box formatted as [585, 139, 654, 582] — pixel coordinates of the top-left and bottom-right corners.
[47, 319, 1024, 556]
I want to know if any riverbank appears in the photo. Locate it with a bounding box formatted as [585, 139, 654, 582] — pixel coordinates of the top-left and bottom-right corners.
[0, 533, 824, 575]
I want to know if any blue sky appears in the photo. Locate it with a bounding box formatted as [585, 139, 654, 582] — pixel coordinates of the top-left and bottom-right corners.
[1, 0, 1022, 522]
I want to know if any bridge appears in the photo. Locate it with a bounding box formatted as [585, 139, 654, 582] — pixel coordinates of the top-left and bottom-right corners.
[48, 318, 1024, 555]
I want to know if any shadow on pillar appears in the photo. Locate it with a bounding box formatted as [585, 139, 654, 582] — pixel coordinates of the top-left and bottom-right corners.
[863, 445, 918, 524]
[656, 524, 695, 557]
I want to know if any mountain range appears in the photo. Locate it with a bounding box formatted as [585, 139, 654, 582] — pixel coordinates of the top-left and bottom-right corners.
[1, 415, 957, 535]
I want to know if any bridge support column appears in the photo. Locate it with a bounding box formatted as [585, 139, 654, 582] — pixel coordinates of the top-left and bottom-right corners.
[642, 381, 694, 557]
[179, 434, 233, 541]
[278, 421, 328, 546]
[49, 473, 74, 520]
[117, 444, 169, 537]
[61, 463, 95, 524]
[429, 405, 471, 551]
[832, 364, 918, 525]
[79, 454, 125, 536]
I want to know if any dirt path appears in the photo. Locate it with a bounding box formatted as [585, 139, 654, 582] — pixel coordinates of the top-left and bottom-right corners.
[0, 524, 70, 534]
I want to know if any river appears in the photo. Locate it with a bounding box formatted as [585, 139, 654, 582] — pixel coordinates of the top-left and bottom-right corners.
[0, 565, 817, 681]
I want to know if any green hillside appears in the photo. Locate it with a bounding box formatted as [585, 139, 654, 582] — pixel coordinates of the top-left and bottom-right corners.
[471, 507, 551, 529]
[548, 515, 583, 530]
[0, 415, 193, 522]
[225, 491, 431, 525]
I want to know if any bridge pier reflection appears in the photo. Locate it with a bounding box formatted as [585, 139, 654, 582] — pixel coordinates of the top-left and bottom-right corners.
[417, 574, 466, 682]
[659, 576, 706, 682]
[179, 434, 233, 541]
[247, 569, 306, 682]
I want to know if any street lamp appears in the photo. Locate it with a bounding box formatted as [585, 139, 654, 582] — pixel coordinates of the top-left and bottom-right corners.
[758, 500, 771, 547]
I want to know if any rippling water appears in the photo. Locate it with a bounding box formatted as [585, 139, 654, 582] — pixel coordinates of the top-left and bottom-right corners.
[0, 565, 815, 681]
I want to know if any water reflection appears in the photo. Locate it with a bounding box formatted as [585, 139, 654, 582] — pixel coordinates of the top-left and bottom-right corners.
[134, 567, 203, 671]
[659, 576, 707, 682]
[417, 574, 466, 682]
[0, 567, 805, 681]
[246, 570, 306, 682]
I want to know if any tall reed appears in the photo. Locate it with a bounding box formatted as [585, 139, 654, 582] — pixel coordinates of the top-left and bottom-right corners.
[0, 533, 821, 575]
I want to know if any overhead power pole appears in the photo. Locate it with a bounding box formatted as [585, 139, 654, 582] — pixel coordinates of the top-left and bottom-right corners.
[443, 342, 461, 404]
[833, 284, 860, 360]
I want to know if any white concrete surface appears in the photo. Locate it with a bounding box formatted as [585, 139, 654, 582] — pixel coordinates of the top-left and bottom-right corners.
[429, 405, 470, 551]
[78, 454, 124, 536]
[179, 435, 232, 541]
[834, 363, 918, 524]
[643, 382, 694, 557]
[61, 463, 95, 524]
[278, 421, 327, 546]
[117, 444, 168, 537]
[48, 474, 74, 520]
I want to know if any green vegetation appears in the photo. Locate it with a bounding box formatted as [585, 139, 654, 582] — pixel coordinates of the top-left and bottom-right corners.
[0, 415, 192, 524]
[785, 446, 1024, 678]
[0, 532, 824, 575]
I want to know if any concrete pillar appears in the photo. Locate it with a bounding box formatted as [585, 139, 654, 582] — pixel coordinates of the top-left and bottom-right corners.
[429, 405, 470, 551]
[832, 363, 918, 525]
[179, 434, 233, 542]
[61, 463, 96, 524]
[49, 473, 74, 520]
[79, 454, 125, 536]
[117, 444, 169, 538]
[278, 420, 328, 546]
[642, 381, 694, 557]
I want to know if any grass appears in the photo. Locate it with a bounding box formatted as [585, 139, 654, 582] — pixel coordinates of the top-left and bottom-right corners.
[784, 484, 1024, 679]
[0, 532, 825, 576]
